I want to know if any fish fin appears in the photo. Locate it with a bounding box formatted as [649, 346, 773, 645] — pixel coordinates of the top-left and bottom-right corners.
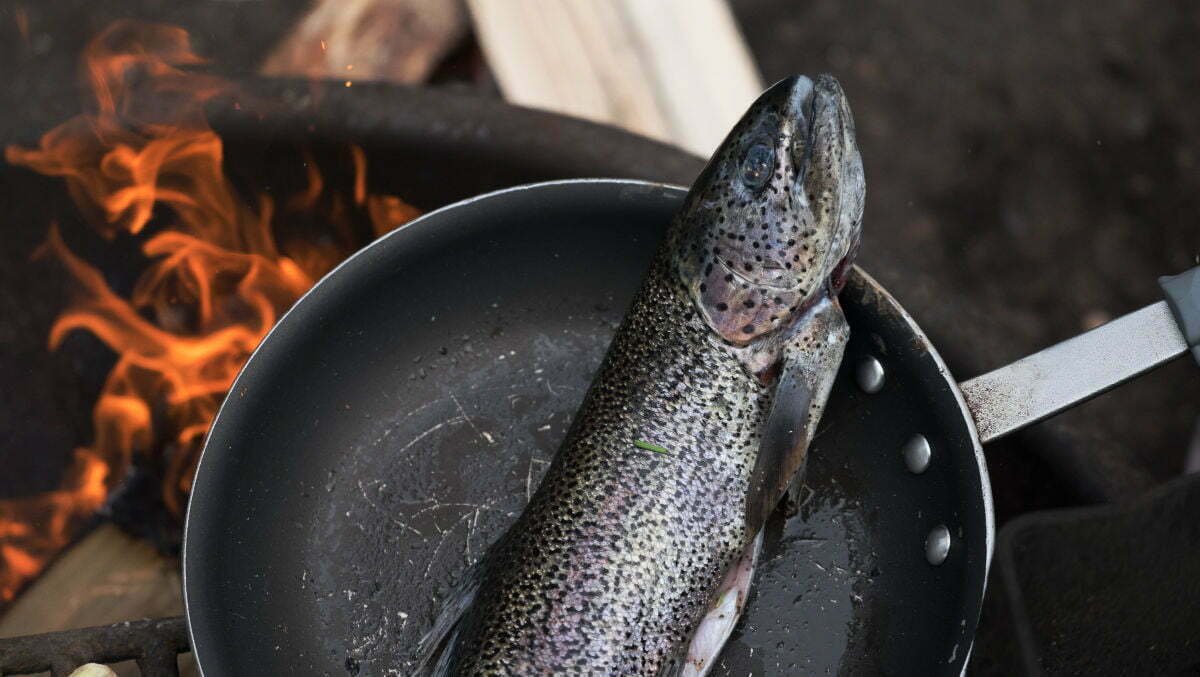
[422, 626, 461, 677]
[414, 564, 482, 675]
[675, 531, 764, 677]
[745, 298, 849, 531]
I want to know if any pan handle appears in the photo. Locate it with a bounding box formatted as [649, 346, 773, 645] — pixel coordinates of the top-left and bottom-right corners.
[958, 265, 1200, 443]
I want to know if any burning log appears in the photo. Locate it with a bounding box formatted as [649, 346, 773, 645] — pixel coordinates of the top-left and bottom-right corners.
[0, 20, 420, 607]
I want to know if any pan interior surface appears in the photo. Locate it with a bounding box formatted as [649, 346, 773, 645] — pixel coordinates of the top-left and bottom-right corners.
[184, 180, 989, 675]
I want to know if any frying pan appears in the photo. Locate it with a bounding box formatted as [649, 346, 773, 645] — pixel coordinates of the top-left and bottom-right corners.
[183, 179, 1199, 675]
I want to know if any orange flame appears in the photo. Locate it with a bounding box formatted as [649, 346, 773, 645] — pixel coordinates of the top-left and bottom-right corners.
[0, 20, 419, 604]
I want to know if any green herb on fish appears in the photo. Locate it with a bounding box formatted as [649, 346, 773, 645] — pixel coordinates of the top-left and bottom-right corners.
[634, 439, 672, 455]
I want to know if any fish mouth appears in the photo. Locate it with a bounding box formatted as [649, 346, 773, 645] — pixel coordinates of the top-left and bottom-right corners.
[788, 75, 818, 144]
[761, 75, 818, 155]
[791, 75, 837, 192]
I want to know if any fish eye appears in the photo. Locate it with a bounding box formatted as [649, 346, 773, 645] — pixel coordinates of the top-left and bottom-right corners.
[740, 143, 774, 191]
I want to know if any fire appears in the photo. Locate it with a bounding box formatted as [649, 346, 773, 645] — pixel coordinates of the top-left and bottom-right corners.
[0, 20, 419, 604]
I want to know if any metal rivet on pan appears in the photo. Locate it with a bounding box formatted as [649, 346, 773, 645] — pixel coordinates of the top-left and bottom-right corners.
[856, 356, 885, 394]
[926, 525, 951, 565]
[903, 434, 932, 474]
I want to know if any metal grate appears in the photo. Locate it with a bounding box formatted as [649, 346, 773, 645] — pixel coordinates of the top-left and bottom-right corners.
[0, 617, 187, 677]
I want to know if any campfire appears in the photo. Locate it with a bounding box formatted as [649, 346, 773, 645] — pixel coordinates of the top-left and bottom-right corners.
[0, 20, 419, 607]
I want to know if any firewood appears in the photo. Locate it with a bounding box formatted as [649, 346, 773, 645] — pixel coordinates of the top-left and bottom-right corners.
[0, 525, 181, 638]
[261, 0, 469, 84]
[466, 0, 763, 155]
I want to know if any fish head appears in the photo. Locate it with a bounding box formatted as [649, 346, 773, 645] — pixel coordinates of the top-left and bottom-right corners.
[676, 74, 864, 346]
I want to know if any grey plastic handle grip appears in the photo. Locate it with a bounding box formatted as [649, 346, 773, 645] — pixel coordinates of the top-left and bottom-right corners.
[960, 265, 1200, 443]
[1160, 266, 1200, 365]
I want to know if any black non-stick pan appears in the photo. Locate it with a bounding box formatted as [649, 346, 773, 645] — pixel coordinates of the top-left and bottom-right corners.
[183, 180, 1199, 675]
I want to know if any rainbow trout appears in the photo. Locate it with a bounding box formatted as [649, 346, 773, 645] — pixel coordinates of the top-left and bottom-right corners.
[418, 74, 864, 675]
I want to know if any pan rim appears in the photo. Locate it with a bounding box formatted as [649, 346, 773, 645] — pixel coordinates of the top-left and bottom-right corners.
[846, 267, 995, 673]
[182, 178, 995, 674]
[850, 267, 996, 572]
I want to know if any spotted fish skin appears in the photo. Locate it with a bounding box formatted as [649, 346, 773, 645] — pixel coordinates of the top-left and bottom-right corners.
[422, 74, 864, 675]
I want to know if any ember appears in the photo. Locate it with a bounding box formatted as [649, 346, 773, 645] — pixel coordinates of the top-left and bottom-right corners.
[0, 20, 419, 604]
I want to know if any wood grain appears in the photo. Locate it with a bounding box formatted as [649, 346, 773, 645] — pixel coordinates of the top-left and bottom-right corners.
[0, 525, 182, 638]
[466, 0, 763, 155]
[261, 0, 469, 84]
